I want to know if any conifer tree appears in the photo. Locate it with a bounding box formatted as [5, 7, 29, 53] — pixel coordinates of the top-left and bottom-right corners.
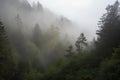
[32, 23, 43, 48]
[96, 0, 120, 58]
[0, 20, 15, 80]
[75, 33, 87, 53]
[66, 45, 74, 57]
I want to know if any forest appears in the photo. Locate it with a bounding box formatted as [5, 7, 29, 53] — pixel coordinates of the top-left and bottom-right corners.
[0, 0, 120, 80]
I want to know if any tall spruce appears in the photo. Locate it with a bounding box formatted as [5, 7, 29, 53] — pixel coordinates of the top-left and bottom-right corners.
[0, 20, 15, 80]
[96, 0, 120, 59]
[32, 23, 43, 49]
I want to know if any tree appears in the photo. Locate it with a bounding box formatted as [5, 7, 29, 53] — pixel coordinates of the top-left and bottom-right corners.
[97, 46, 120, 80]
[66, 45, 74, 57]
[0, 20, 15, 80]
[15, 14, 23, 32]
[36, 1, 43, 11]
[32, 23, 43, 49]
[96, 0, 120, 59]
[13, 14, 27, 57]
[75, 33, 87, 53]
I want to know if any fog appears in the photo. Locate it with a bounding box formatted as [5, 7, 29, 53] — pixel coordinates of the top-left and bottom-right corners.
[28, 0, 116, 40]
[0, 0, 81, 67]
[1, 0, 120, 79]
[0, 0, 116, 42]
[0, 0, 118, 69]
[0, 0, 81, 42]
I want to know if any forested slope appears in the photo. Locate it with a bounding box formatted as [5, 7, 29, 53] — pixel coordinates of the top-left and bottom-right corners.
[0, 0, 120, 80]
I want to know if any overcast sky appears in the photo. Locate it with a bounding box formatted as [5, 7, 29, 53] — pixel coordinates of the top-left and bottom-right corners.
[27, 0, 118, 40]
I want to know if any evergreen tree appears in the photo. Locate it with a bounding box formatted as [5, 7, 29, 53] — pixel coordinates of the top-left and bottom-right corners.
[75, 33, 87, 53]
[13, 14, 27, 57]
[36, 1, 43, 11]
[0, 20, 15, 80]
[32, 23, 43, 49]
[97, 46, 120, 80]
[66, 45, 74, 57]
[96, 0, 120, 59]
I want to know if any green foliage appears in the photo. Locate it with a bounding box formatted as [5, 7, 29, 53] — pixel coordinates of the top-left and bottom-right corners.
[0, 20, 15, 80]
[97, 47, 120, 80]
[40, 1, 120, 80]
[1, 1, 120, 80]
[32, 23, 43, 49]
[40, 57, 69, 80]
[41, 51, 98, 80]
[26, 41, 45, 72]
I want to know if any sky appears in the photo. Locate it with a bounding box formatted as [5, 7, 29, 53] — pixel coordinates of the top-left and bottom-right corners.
[27, 0, 117, 40]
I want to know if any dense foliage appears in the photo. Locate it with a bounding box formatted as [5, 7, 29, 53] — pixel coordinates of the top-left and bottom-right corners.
[0, 20, 15, 80]
[0, 0, 120, 80]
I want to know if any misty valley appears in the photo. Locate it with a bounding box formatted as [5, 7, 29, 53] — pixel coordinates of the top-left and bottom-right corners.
[0, 0, 120, 80]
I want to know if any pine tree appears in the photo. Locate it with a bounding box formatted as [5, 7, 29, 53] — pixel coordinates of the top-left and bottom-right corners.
[32, 23, 43, 48]
[98, 46, 120, 80]
[0, 20, 15, 80]
[75, 33, 87, 53]
[13, 14, 27, 57]
[37, 1, 43, 11]
[96, 0, 120, 59]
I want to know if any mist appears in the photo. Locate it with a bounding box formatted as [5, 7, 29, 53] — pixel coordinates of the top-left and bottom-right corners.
[28, 0, 116, 40]
[0, 0, 99, 42]
[0, 0, 80, 67]
[1, 0, 120, 80]
[0, 0, 114, 67]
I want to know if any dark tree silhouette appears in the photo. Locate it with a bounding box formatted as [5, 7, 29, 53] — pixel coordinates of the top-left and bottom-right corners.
[96, 0, 120, 59]
[32, 23, 43, 49]
[0, 20, 15, 80]
[75, 33, 87, 53]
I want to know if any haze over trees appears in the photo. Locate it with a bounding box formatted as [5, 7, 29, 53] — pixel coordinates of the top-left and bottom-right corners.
[0, 0, 120, 80]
